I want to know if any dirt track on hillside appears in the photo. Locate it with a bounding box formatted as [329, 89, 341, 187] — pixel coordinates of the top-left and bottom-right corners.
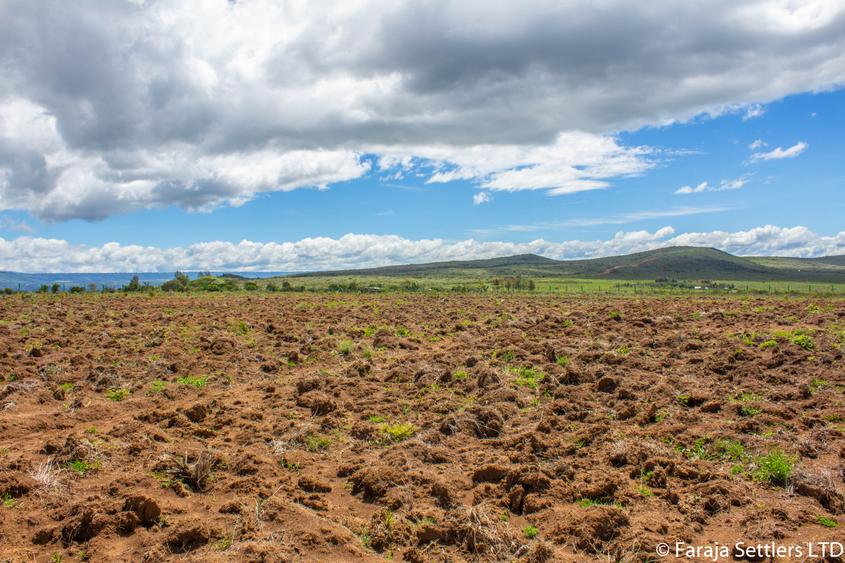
[1, 293, 844, 561]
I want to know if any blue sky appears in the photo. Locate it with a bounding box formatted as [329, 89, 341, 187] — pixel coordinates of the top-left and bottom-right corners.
[0, 1, 843, 271]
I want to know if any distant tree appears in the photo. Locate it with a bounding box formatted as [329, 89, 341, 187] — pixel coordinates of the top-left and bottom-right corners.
[51, 283, 61, 293]
[125, 275, 142, 292]
[244, 281, 259, 291]
[161, 271, 190, 292]
[37, 285, 49, 293]
[69, 286, 85, 293]
[87, 283, 97, 293]
[265, 282, 279, 292]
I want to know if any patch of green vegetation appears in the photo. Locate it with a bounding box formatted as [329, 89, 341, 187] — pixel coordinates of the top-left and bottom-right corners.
[66, 459, 101, 475]
[608, 310, 622, 321]
[337, 340, 354, 355]
[149, 379, 167, 393]
[177, 375, 208, 389]
[228, 320, 251, 336]
[50, 554, 63, 563]
[453, 369, 469, 381]
[791, 333, 814, 351]
[367, 415, 386, 423]
[522, 525, 538, 539]
[305, 435, 331, 452]
[2, 493, 16, 508]
[105, 387, 129, 402]
[637, 484, 654, 497]
[810, 378, 829, 392]
[511, 366, 545, 389]
[555, 354, 570, 367]
[493, 349, 515, 362]
[759, 338, 778, 350]
[733, 391, 763, 416]
[85, 427, 97, 434]
[616, 344, 630, 356]
[59, 382, 75, 392]
[817, 515, 839, 529]
[279, 457, 300, 471]
[381, 422, 416, 442]
[395, 327, 410, 337]
[578, 497, 622, 508]
[214, 535, 232, 551]
[714, 439, 746, 462]
[752, 451, 795, 486]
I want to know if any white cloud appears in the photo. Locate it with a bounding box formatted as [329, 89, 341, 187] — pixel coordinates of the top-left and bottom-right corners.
[675, 176, 750, 194]
[675, 182, 709, 194]
[743, 104, 766, 120]
[473, 192, 492, 205]
[2, 225, 842, 272]
[749, 139, 767, 150]
[0, 1, 843, 220]
[750, 141, 809, 162]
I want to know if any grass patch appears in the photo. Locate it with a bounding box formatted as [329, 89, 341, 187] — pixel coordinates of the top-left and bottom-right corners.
[305, 435, 331, 452]
[555, 355, 570, 367]
[522, 525, 538, 539]
[2, 493, 16, 508]
[177, 375, 208, 389]
[817, 515, 839, 528]
[752, 451, 795, 486]
[511, 366, 545, 389]
[337, 340, 354, 355]
[381, 422, 416, 442]
[66, 459, 101, 475]
[149, 379, 167, 393]
[105, 387, 129, 402]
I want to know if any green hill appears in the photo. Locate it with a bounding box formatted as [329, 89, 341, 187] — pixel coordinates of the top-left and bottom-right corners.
[299, 246, 845, 282]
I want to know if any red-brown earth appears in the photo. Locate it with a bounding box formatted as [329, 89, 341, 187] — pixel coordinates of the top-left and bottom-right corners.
[1, 293, 844, 561]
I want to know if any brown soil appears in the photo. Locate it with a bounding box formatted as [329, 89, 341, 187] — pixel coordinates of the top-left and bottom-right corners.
[1, 294, 844, 561]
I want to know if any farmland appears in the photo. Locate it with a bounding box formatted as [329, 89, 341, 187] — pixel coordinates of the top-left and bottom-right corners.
[1, 292, 844, 561]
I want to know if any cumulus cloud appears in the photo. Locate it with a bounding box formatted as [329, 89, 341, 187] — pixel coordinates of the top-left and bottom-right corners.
[675, 177, 749, 194]
[0, 1, 843, 220]
[750, 141, 809, 162]
[749, 139, 768, 150]
[473, 192, 492, 205]
[1, 225, 843, 272]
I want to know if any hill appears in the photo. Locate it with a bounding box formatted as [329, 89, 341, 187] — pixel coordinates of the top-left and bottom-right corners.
[297, 246, 845, 282]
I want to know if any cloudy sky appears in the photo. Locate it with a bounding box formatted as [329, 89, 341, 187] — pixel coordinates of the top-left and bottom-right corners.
[0, 0, 844, 272]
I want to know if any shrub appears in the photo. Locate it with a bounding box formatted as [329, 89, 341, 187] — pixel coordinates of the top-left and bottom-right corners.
[337, 340, 354, 355]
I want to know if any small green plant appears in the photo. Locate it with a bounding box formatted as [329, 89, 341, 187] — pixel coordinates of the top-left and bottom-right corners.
[791, 333, 814, 351]
[555, 355, 570, 367]
[512, 366, 545, 390]
[337, 340, 354, 355]
[214, 535, 233, 550]
[106, 387, 129, 402]
[149, 380, 167, 393]
[637, 484, 654, 497]
[66, 459, 100, 475]
[616, 344, 630, 356]
[2, 493, 16, 508]
[522, 525, 538, 539]
[85, 426, 97, 434]
[381, 422, 416, 442]
[229, 320, 251, 336]
[759, 339, 778, 350]
[279, 457, 301, 471]
[493, 349, 515, 362]
[734, 392, 762, 416]
[608, 310, 622, 321]
[578, 498, 621, 508]
[50, 554, 63, 563]
[714, 439, 745, 462]
[305, 435, 331, 452]
[59, 382, 75, 392]
[367, 415, 386, 423]
[453, 369, 469, 380]
[177, 375, 208, 389]
[752, 451, 795, 486]
[817, 515, 839, 528]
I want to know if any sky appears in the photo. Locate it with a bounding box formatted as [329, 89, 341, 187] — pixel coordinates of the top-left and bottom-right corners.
[0, 0, 844, 272]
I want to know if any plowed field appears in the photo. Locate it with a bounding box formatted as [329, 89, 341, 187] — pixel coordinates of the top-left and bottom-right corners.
[1, 294, 844, 561]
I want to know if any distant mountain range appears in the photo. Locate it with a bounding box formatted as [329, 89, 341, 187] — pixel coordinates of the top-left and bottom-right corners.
[2, 247, 845, 290]
[296, 246, 845, 282]
[0, 271, 289, 291]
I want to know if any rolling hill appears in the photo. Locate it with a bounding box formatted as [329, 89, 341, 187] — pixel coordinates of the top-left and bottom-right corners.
[296, 246, 845, 282]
